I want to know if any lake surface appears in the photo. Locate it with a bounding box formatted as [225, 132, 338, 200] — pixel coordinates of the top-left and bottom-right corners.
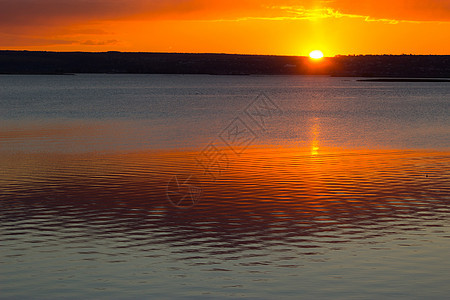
[1, 74, 449, 299]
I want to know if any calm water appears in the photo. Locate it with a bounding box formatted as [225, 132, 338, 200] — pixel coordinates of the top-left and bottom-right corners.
[1, 75, 449, 299]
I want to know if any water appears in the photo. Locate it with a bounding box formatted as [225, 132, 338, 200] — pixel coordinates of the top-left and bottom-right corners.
[1, 74, 449, 299]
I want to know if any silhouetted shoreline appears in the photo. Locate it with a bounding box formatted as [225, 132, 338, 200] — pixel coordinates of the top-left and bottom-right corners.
[358, 78, 450, 82]
[1, 50, 449, 78]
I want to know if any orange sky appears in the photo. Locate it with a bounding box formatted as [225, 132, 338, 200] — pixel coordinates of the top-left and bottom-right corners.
[1, 0, 450, 56]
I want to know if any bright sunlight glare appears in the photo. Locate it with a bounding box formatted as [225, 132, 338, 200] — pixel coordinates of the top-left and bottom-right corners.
[309, 50, 324, 59]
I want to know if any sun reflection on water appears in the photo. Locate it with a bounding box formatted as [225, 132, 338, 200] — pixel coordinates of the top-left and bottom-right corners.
[310, 117, 320, 156]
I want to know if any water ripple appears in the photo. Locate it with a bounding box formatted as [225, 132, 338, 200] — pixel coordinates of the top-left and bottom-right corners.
[1, 147, 449, 299]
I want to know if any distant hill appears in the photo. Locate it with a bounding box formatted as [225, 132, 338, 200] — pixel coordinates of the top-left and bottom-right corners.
[1, 51, 449, 78]
[332, 55, 450, 78]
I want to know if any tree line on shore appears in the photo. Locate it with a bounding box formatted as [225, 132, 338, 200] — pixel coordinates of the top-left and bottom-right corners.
[1, 51, 449, 78]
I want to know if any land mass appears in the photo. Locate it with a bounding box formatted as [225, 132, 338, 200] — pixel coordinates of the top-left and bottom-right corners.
[358, 78, 450, 82]
[1, 50, 450, 78]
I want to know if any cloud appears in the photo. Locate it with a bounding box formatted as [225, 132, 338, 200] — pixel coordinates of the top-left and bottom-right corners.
[0, 0, 190, 26]
[1, 0, 449, 50]
[260, 6, 402, 24]
[0, 33, 74, 46]
[330, 0, 450, 22]
[229, 1, 450, 23]
[0, 0, 449, 29]
[81, 39, 118, 46]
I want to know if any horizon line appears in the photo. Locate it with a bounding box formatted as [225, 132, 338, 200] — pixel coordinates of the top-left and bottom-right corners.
[1, 49, 450, 58]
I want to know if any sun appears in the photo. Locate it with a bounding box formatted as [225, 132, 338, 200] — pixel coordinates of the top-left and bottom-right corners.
[309, 50, 324, 60]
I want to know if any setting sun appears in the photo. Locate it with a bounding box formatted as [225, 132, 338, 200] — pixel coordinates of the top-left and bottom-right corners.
[310, 50, 324, 59]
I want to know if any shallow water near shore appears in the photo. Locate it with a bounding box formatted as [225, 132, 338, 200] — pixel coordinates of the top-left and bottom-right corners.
[1, 74, 449, 299]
